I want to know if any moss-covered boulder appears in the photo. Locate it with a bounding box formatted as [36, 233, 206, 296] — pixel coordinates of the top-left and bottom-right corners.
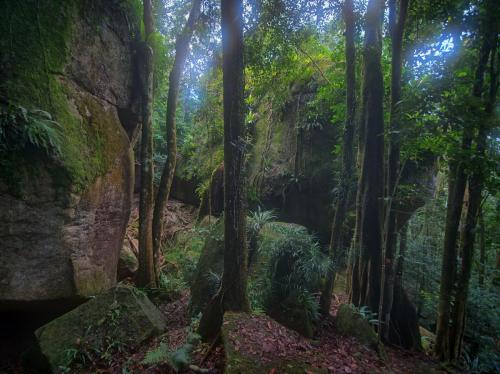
[0, 1, 139, 307]
[419, 326, 436, 355]
[35, 286, 165, 372]
[222, 312, 327, 374]
[189, 219, 224, 315]
[335, 304, 385, 358]
[192, 221, 325, 338]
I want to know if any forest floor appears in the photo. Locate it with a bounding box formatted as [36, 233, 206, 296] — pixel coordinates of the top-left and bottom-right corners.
[77, 198, 445, 374]
[73, 288, 444, 374]
[1, 199, 448, 373]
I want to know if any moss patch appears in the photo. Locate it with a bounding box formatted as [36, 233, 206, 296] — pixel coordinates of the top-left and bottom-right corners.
[35, 286, 165, 372]
[335, 304, 386, 359]
[0, 0, 134, 193]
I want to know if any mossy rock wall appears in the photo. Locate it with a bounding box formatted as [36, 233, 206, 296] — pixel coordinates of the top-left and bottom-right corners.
[0, 0, 139, 306]
[248, 87, 338, 240]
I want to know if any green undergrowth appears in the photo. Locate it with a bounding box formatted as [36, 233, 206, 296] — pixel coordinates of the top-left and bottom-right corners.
[142, 315, 201, 372]
[159, 223, 213, 296]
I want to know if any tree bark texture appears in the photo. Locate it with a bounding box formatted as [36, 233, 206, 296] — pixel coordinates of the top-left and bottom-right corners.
[353, 0, 385, 314]
[435, 10, 496, 360]
[320, 0, 356, 316]
[449, 25, 497, 361]
[478, 208, 485, 286]
[137, 0, 157, 288]
[379, 0, 409, 342]
[153, 0, 202, 279]
[199, 0, 249, 341]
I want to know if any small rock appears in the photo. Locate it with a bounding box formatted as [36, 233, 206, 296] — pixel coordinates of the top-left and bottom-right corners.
[117, 239, 139, 280]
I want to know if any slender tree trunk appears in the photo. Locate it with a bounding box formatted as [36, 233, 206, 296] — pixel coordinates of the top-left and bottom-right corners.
[449, 27, 497, 361]
[435, 17, 494, 361]
[495, 201, 500, 286]
[379, 0, 409, 342]
[153, 0, 202, 279]
[347, 30, 367, 301]
[495, 249, 500, 285]
[395, 223, 408, 291]
[354, 0, 385, 314]
[199, 0, 249, 341]
[137, 0, 157, 288]
[320, 0, 356, 316]
[478, 208, 485, 286]
[434, 159, 467, 359]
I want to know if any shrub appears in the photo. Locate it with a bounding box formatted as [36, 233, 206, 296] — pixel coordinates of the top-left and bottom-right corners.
[256, 223, 330, 323]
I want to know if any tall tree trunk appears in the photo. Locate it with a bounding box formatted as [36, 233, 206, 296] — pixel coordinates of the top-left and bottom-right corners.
[478, 207, 485, 286]
[434, 150, 468, 360]
[137, 0, 157, 288]
[395, 223, 408, 291]
[354, 0, 385, 313]
[434, 16, 495, 361]
[379, 0, 409, 342]
[496, 199, 500, 286]
[199, 0, 249, 341]
[449, 26, 497, 361]
[153, 0, 202, 278]
[320, 0, 356, 316]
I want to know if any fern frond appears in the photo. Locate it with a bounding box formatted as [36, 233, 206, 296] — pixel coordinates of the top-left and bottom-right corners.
[142, 342, 170, 365]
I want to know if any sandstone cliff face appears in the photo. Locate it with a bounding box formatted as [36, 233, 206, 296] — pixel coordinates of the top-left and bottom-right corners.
[248, 83, 338, 241]
[0, 0, 140, 305]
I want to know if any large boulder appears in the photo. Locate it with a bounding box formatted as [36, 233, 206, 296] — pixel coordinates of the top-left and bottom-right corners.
[35, 286, 166, 372]
[0, 1, 139, 307]
[189, 219, 224, 315]
[335, 304, 384, 358]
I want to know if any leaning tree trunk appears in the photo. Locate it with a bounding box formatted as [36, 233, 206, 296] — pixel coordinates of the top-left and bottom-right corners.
[379, 0, 409, 342]
[320, 0, 356, 316]
[153, 0, 202, 279]
[434, 17, 494, 361]
[137, 0, 157, 288]
[449, 27, 497, 361]
[353, 0, 385, 314]
[199, 0, 249, 342]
